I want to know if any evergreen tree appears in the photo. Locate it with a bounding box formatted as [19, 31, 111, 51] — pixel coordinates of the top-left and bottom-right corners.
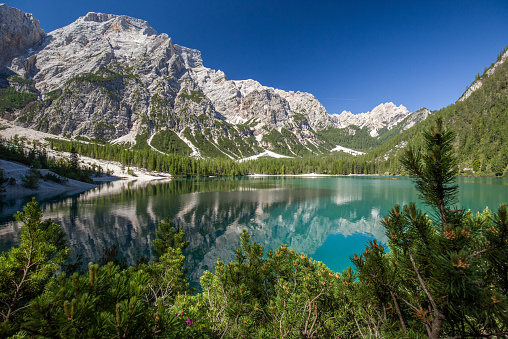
[69, 146, 79, 172]
[152, 218, 189, 260]
[0, 199, 68, 336]
[380, 118, 508, 338]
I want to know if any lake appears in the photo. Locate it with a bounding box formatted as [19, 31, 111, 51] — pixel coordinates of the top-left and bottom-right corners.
[1, 176, 507, 289]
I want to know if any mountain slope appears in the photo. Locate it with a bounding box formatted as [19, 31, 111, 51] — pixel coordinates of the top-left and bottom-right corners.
[0, 8, 337, 158]
[370, 47, 508, 176]
[0, 5, 427, 161]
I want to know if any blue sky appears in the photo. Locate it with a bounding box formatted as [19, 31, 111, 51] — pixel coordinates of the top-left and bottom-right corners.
[9, 0, 508, 114]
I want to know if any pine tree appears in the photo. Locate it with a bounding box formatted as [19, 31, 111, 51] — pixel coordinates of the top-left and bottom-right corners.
[69, 146, 79, 172]
[381, 118, 508, 338]
[0, 199, 68, 336]
[152, 218, 189, 260]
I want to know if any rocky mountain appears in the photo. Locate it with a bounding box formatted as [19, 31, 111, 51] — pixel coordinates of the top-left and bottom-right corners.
[0, 4, 45, 68]
[331, 102, 410, 137]
[0, 4, 426, 159]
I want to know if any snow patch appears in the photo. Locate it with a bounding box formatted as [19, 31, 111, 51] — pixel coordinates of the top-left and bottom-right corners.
[239, 150, 293, 162]
[331, 145, 365, 156]
[177, 132, 201, 158]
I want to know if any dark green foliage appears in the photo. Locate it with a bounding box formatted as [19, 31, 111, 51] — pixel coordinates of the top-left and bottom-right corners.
[262, 129, 293, 156]
[8, 76, 32, 85]
[497, 45, 508, 62]
[46, 137, 246, 177]
[366, 119, 508, 338]
[280, 128, 313, 156]
[42, 172, 68, 184]
[73, 71, 122, 83]
[23, 262, 206, 338]
[151, 130, 192, 155]
[196, 230, 352, 338]
[0, 199, 68, 336]
[93, 122, 116, 143]
[178, 90, 206, 103]
[151, 93, 168, 107]
[400, 118, 458, 224]
[45, 89, 62, 101]
[132, 132, 150, 150]
[0, 137, 95, 183]
[183, 128, 226, 158]
[1, 200, 208, 338]
[0, 87, 37, 113]
[316, 126, 381, 151]
[69, 146, 79, 172]
[1, 117, 507, 338]
[153, 218, 189, 260]
[74, 135, 91, 142]
[371, 46, 508, 176]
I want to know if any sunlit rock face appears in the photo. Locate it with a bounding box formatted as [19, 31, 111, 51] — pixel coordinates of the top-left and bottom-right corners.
[2, 5, 430, 157]
[330, 102, 410, 136]
[2, 5, 337, 154]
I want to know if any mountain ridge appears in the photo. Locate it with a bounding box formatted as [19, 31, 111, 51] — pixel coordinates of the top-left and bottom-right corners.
[0, 5, 423, 159]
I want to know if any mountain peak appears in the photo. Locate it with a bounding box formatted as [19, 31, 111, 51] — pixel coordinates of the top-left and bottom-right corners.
[78, 12, 158, 36]
[329, 102, 410, 135]
[82, 12, 116, 23]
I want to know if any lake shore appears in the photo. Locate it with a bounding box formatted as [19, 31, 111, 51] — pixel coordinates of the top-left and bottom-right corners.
[0, 158, 170, 201]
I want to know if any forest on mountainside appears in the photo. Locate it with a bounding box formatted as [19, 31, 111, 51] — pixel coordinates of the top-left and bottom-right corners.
[366, 48, 508, 177]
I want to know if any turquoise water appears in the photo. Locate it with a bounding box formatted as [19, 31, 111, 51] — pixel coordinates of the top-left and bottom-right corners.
[1, 176, 507, 287]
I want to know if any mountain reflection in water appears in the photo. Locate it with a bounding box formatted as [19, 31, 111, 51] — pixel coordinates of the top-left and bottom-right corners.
[1, 176, 507, 289]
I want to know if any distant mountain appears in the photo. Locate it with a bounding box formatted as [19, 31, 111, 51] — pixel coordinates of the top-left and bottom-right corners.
[331, 102, 410, 137]
[0, 4, 424, 159]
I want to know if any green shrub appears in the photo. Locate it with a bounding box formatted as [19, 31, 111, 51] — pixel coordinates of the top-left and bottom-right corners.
[42, 172, 67, 184]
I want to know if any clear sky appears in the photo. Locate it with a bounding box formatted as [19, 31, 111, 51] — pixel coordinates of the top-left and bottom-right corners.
[8, 0, 508, 114]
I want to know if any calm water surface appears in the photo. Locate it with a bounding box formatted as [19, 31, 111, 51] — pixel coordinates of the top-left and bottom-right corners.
[1, 176, 507, 288]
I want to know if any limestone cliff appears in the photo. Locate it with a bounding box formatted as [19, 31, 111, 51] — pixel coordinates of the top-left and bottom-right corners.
[0, 4, 45, 68]
[0, 5, 426, 158]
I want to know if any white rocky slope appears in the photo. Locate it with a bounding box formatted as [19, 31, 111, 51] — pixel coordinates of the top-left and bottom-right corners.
[330, 102, 411, 137]
[1, 5, 428, 158]
[4, 9, 333, 134]
[458, 48, 508, 102]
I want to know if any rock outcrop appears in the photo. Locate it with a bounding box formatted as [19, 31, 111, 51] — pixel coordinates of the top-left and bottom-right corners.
[0, 4, 45, 68]
[1, 7, 338, 156]
[458, 48, 508, 102]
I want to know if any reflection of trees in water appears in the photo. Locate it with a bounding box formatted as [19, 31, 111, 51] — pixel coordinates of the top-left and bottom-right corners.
[0, 178, 396, 286]
[3, 177, 502, 286]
